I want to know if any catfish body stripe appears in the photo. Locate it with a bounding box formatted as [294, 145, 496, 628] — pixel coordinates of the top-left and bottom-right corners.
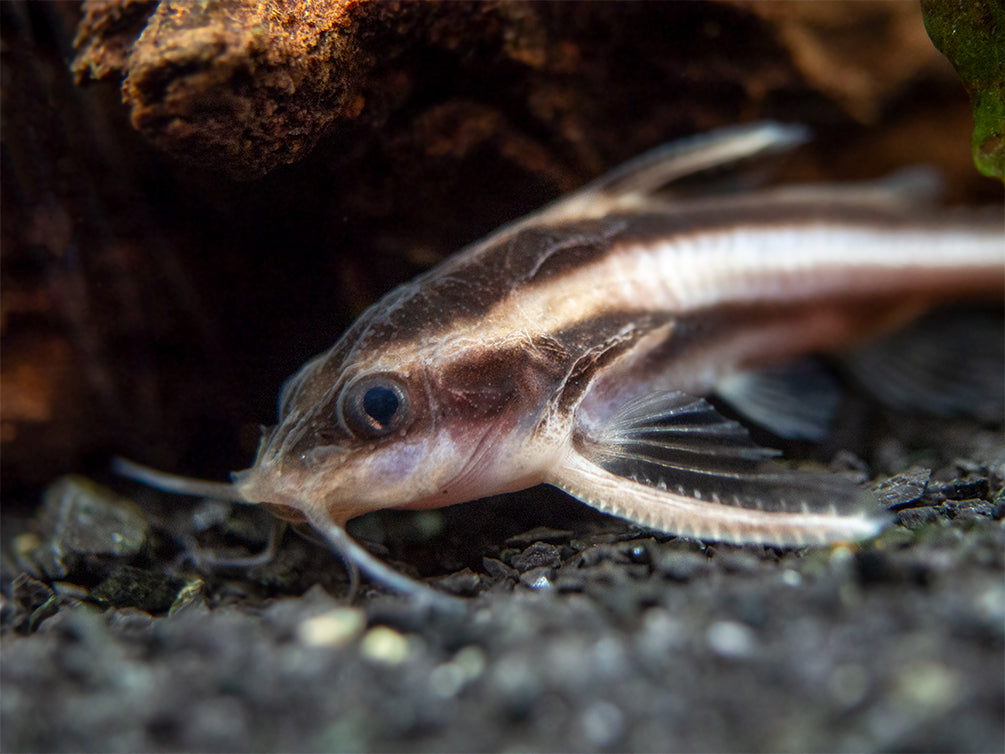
[329, 205, 988, 361]
[355, 200, 1001, 347]
[277, 207, 1000, 450]
[362, 214, 1002, 372]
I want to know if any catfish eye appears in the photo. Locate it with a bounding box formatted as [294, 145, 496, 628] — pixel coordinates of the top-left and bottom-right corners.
[339, 374, 411, 438]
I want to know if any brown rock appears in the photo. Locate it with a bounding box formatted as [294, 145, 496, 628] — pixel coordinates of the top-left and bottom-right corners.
[72, 1, 959, 180]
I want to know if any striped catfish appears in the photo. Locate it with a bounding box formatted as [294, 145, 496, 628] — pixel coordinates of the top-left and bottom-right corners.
[120, 123, 1004, 599]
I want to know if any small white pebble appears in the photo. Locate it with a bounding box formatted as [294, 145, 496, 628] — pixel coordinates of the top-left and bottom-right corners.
[430, 662, 466, 698]
[636, 608, 685, 658]
[519, 567, 554, 590]
[896, 663, 960, 712]
[360, 626, 410, 665]
[706, 620, 756, 658]
[781, 569, 802, 587]
[454, 645, 487, 679]
[828, 664, 869, 708]
[296, 607, 366, 648]
[579, 700, 625, 748]
[974, 583, 1004, 622]
[428, 639, 486, 698]
[591, 636, 627, 679]
[829, 544, 854, 564]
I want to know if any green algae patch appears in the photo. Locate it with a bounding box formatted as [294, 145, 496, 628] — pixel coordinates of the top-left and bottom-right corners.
[922, 0, 1005, 180]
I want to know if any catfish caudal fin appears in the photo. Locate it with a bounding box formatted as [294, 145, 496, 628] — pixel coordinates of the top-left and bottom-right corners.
[549, 392, 887, 547]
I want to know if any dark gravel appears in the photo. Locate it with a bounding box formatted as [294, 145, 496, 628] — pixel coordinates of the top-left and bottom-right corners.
[2, 414, 1003, 753]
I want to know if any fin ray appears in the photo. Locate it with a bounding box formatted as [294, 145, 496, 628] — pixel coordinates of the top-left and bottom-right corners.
[461, 122, 810, 256]
[845, 309, 1004, 421]
[549, 448, 885, 547]
[716, 359, 841, 441]
[557, 121, 810, 211]
[556, 391, 885, 545]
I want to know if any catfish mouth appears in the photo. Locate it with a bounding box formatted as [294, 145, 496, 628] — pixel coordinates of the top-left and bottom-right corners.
[231, 466, 330, 524]
[230, 465, 305, 514]
[230, 451, 397, 526]
[262, 502, 308, 524]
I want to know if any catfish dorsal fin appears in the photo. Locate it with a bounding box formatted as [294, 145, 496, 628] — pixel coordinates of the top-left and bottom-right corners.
[460, 122, 810, 259]
[536, 121, 810, 224]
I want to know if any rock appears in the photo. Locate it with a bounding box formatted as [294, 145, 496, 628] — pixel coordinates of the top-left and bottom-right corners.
[29, 476, 150, 580]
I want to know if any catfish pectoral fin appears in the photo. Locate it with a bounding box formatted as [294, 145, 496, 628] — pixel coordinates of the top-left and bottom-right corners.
[549, 390, 887, 546]
[548, 448, 886, 547]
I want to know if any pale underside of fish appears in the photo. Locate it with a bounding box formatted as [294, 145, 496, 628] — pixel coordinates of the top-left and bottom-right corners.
[118, 123, 1005, 601]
